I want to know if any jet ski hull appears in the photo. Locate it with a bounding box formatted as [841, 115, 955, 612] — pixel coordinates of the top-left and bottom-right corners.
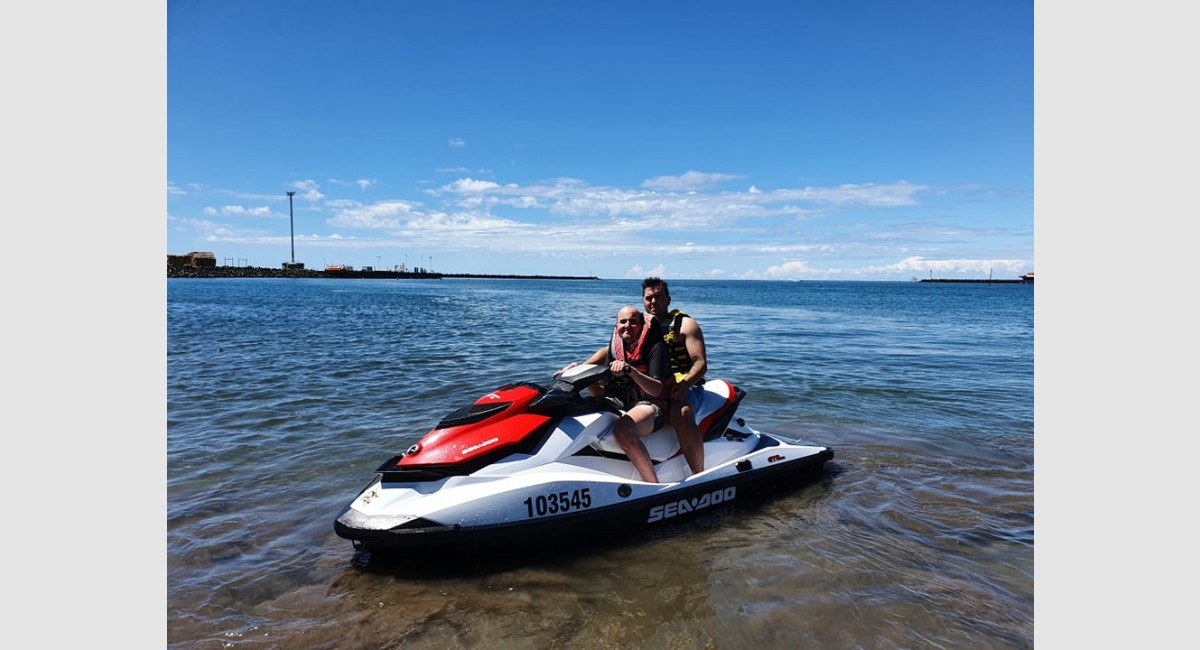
[334, 434, 833, 555]
[333, 365, 834, 558]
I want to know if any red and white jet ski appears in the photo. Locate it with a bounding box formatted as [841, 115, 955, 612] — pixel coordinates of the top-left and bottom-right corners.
[333, 364, 833, 556]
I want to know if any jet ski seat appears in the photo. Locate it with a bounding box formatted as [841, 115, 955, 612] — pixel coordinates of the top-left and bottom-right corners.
[588, 379, 746, 461]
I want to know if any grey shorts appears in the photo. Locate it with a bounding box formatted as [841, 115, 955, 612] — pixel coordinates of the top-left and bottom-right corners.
[635, 400, 666, 432]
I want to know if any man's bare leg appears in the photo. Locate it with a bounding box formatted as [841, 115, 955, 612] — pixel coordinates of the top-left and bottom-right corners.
[613, 409, 659, 482]
[671, 399, 705, 475]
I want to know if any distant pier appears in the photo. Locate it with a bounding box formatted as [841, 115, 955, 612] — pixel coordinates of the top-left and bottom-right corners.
[918, 271, 1033, 285]
[167, 265, 598, 281]
[918, 278, 1030, 284]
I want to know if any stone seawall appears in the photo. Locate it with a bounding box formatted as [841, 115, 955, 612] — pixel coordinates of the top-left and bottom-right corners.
[167, 266, 598, 280]
[168, 266, 323, 279]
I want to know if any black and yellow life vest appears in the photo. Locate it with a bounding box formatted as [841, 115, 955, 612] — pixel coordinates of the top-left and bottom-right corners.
[662, 309, 699, 382]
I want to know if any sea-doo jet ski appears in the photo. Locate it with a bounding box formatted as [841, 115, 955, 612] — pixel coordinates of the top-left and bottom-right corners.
[333, 364, 833, 555]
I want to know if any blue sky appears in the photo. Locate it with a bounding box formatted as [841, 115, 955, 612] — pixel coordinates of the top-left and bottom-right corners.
[167, 0, 1033, 280]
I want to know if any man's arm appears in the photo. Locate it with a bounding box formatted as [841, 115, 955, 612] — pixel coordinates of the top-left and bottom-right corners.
[584, 345, 608, 365]
[677, 317, 707, 391]
[556, 345, 610, 377]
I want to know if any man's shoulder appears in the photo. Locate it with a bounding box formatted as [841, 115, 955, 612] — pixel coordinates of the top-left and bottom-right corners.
[667, 309, 697, 326]
[674, 310, 701, 332]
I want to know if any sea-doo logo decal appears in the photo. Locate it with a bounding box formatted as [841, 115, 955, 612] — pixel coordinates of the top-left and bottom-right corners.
[461, 437, 500, 455]
[483, 392, 502, 401]
[647, 486, 737, 523]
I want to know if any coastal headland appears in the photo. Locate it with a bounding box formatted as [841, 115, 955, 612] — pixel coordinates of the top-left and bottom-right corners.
[167, 265, 599, 281]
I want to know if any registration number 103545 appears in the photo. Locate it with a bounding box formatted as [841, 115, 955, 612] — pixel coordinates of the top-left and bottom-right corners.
[522, 488, 592, 517]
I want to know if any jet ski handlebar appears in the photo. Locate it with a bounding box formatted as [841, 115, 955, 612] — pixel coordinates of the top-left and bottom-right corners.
[549, 362, 612, 394]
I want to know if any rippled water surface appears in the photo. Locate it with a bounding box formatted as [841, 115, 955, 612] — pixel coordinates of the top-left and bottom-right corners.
[167, 278, 1033, 648]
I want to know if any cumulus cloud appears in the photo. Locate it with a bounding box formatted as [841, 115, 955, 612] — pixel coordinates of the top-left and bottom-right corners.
[448, 137, 466, 147]
[624, 264, 668, 279]
[289, 179, 325, 201]
[454, 178, 505, 192]
[168, 169, 1028, 280]
[339, 175, 960, 269]
[763, 260, 817, 278]
[329, 200, 421, 229]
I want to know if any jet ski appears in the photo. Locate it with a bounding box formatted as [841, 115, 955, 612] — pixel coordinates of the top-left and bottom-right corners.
[333, 364, 834, 556]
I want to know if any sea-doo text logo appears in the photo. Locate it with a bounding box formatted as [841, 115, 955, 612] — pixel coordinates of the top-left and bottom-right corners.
[647, 486, 736, 523]
[461, 437, 500, 455]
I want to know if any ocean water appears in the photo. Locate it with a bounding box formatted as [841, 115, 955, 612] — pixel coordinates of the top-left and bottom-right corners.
[167, 278, 1034, 649]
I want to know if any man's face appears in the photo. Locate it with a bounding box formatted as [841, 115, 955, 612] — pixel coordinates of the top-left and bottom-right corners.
[616, 308, 643, 341]
[642, 285, 669, 318]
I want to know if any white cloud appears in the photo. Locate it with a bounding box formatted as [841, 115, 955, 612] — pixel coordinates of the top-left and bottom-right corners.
[624, 264, 668, 279]
[440, 178, 502, 193]
[169, 171, 1028, 280]
[329, 200, 421, 229]
[875, 256, 1028, 277]
[204, 205, 275, 218]
[642, 171, 741, 191]
[289, 179, 326, 201]
[769, 181, 925, 206]
[763, 260, 817, 278]
[327, 178, 377, 191]
[292, 175, 952, 266]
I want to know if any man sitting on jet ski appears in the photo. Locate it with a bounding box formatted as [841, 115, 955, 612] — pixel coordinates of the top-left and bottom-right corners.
[639, 277, 708, 477]
[559, 305, 670, 483]
[564, 278, 709, 478]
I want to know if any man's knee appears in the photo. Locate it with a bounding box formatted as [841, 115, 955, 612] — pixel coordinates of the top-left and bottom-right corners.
[613, 418, 634, 440]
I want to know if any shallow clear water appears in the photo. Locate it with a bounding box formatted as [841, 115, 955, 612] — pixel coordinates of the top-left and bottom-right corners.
[168, 278, 1033, 648]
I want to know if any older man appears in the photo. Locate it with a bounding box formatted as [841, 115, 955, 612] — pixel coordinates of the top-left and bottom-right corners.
[565, 306, 668, 482]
